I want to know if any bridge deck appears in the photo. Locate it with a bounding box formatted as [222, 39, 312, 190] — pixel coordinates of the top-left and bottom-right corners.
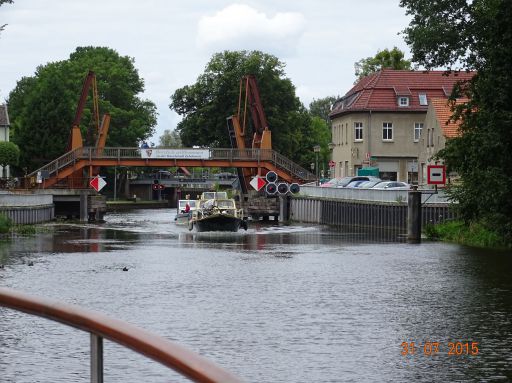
[28, 147, 315, 188]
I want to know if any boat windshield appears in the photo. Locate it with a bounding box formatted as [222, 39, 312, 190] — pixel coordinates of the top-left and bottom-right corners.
[216, 200, 235, 209]
[199, 199, 235, 209]
[201, 192, 228, 200]
[178, 200, 196, 210]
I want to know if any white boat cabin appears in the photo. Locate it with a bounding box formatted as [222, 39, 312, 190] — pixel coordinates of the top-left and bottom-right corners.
[178, 199, 197, 213]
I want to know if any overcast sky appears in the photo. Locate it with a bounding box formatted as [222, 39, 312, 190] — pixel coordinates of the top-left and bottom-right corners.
[0, 0, 411, 143]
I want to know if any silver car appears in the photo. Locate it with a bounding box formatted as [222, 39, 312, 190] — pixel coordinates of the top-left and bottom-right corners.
[371, 181, 411, 190]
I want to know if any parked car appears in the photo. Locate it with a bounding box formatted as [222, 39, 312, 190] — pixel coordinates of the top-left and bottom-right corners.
[335, 176, 381, 188]
[345, 180, 368, 188]
[371, 181, 411, 190]
[357, 180, 383, 189]
[320, 177, 344, 187]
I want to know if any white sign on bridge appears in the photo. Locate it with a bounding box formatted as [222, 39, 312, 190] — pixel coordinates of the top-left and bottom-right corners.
[140, 149, 210, 159]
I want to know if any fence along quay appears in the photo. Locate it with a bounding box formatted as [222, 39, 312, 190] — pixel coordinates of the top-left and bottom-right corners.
[0, 287, 243, 383]
[292, 186, 455, 235]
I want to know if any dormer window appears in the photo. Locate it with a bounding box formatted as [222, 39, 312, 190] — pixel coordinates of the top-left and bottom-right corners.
[398, 96, 409, 107]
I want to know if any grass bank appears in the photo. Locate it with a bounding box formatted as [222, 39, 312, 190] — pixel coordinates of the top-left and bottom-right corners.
[0, 213, 11, 234]
[424, 220, 510, 249]
[0, 213, 40, 236]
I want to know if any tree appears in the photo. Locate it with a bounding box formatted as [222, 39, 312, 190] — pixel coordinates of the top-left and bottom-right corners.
[309, 116, 332, 176]
[400, 0, 512, 243]
[0, 141, 19, 177]
[8, 46, 157, 171]
[158, 129, 182, 148]
[354, 47, 412, 81]
[170, 50, 313, 166]
[309, 96, 337, 123]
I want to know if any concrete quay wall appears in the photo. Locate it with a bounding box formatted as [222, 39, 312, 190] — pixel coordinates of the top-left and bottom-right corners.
[290, 197, 455, 231]
[0, 193, 54, 224]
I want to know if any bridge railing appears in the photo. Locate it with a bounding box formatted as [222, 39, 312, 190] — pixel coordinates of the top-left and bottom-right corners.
[0, 287, 242, 383]
[271, 151, 315, 181]
[27, 147, 82, 179]
[28, 147, 316, 183]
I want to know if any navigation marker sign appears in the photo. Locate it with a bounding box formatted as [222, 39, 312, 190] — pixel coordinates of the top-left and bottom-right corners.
[427, 165, 446, 185]
[90, 175, 107, 192]
[250, 176, 266, 191]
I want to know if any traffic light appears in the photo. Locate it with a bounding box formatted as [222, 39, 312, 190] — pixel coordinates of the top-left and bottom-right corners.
[153, 180, 164, 190]
[265, 182, 277, 195]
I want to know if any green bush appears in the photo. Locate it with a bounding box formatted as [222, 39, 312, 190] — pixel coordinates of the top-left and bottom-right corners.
[14, 225, 37, 235]
[424, 220, 509, 249]
[0, 214, 12, 234]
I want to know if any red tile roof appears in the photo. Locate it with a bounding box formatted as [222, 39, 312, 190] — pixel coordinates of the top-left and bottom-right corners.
[329, 69, 474, 118]
[431, 98, 467, 138]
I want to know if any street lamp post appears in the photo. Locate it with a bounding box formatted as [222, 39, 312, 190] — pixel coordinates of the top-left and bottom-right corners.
[313, 145, 321, 185]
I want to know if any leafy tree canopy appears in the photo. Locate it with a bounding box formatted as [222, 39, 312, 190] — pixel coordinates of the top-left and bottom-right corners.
[309, 116, 332, 175]
[309, 96, 337, 123]
[354, 47, 412, 81]
[170, 50, 314, 167]
[401, 0, 512, 243]
[158, 129, 182, 148]
[0, 141, 19, 168]
[8, 46, 157, 171]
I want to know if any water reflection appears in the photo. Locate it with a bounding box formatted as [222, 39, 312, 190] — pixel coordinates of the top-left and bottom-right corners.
[0, 208, 511, 383]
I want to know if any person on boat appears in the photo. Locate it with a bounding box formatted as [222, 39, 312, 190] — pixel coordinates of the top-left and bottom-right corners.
[184, 194, 192, 218]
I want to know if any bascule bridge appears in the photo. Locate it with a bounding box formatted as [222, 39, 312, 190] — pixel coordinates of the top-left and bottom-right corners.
[23, 73, 315, 220]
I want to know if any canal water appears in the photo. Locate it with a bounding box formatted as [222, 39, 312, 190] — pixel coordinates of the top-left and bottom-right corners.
[0, 208, 511, 382]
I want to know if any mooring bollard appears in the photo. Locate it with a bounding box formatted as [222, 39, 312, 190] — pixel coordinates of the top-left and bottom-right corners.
[407, 186, 422, 243]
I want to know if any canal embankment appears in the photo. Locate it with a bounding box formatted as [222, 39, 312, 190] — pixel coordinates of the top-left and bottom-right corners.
[0, 192, 54, 224]
[291, 186, 455, 234]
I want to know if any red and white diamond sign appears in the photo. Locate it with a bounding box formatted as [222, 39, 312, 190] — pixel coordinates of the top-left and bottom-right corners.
[90, 175, 107, 192]
[250, 176, 266, 191]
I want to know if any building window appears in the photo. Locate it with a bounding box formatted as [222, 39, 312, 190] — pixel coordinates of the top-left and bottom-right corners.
[419, 93, 428, 106]
[398, 97, 409, 107]
[382, 122, 393, 141]
[414, 122, 423, 142]
[428, 128, 434, 147]
[354, 122, 363, 141]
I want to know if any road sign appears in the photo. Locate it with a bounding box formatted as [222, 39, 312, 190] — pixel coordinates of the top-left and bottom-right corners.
[328, 160, 335, 168]
[427, 165, 446, 185]
[250, 176, 266, 191]
[265, 182, 277, 195]
[277, 183, 289, 195]
[289, 183, 300, 194]
[90, 175, 106, 192]
[265, 171, 278, 183]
